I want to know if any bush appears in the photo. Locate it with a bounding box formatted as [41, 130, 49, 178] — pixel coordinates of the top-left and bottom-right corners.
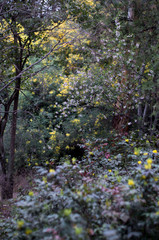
[1, 139, 159, 240]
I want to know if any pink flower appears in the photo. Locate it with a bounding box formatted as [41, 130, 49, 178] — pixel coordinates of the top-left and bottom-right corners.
[103, 143, 108, 146]
[105, 153, 110, 159]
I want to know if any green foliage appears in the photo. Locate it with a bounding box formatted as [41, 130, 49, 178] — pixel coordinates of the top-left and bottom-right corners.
[1, 138, 159, 240]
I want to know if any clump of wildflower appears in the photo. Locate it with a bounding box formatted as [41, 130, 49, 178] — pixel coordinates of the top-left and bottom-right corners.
[89, 152, 94, 156]
[142, 175, 146, 179]
[147, 158, 152, 164]
[49, 130, 56, 135]
[17, 220, 25, 229]
[25, 229, 32, 235]
[71, 119, 80, 124]
[74, 226, 83, 235]
[49, 169, 55, 174]
[144, 164, 151, 170]
[128, 179, 135, 186]
[28, 191, 34, 197]
[154, 177, 158, 181]
[153, 150, 158, 154]
[64, 208, 72, 216]
[42, 177, 47, 184]
[143, 152, 148, 156]
[49, 130, 56, 141]
[134, 148, 140, 155]
[72, 157, 76, 164]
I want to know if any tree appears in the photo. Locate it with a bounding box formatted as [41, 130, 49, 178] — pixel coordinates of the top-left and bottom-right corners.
[76, 0, 159, 135]
[0, 0, 70, 199]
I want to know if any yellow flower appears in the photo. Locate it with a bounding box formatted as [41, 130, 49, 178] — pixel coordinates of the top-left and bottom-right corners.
[49, 131, 56, 135]
[25, 229, 32, 235]
[153, 150, 158, 153]
[28, 191, 34, 196]
[147, 158, 152, 164]
[108, 169, 112, 173]
[138, 161, 142, 164]
[143, 152, 148, 156]
[134, 148, 140, 155]
[65, 145, 70, 150]
[144, 164, 151, 170]
[89, 152, 94, 156]
[17, 220, 25, 229]
[42, 177, 47, 184]
[128, 179, 135, 186]
[112, 61, 117, 65]
[105, 200, 111, 207]
[71, 118, 80, 124]
[76, 190, 81, 196]
[74, 226, 83, 235]
[125, 139, 129, 142]
[64, 208, 72, 216]
[85, 143, 91, 146]
[66, 133, 70, 137]
[72, 157, 76, 164]
[26, 141, 30, 144]
[104, 174, 108, 178]
[95, 101, 100, 105]
[49, 169, 55, 174]
[55, 146, 60, 153]
[142, 175, 146, 179]
[39, 140, 42, 144]
[154, 177, 158, 181]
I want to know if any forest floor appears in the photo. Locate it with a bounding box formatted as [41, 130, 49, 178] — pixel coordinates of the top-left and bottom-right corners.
[0, 171, 34, 219]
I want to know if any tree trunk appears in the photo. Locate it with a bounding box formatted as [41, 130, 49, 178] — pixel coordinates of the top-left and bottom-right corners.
[0, 136, 8, 200]
[1, 19, 22, 199]
[1, 79, 20, 199]
[0, 136, 7, 175]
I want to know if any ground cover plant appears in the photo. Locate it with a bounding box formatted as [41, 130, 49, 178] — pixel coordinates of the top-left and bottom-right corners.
[0, 137, 159, 240]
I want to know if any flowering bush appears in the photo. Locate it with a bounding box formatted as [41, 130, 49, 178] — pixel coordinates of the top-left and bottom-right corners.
[1, 138, 159, 240]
